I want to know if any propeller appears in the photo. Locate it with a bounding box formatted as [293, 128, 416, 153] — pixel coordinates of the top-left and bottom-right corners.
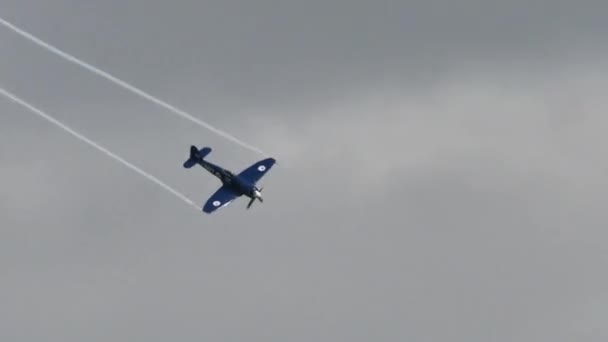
[246, 187, 263, 209]
[247, 197, 256, 209]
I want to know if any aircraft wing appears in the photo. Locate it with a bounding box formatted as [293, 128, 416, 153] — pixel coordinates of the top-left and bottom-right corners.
[202, 185, 239, 213]
[237, 158, 276, 184]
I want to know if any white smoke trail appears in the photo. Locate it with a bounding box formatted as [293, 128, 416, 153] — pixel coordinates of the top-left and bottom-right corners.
[0, 17, 269, 157]
[0, 87, 200, 211]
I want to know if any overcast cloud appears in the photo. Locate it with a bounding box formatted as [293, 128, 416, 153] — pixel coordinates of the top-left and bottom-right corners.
[1, 1, 607, 341]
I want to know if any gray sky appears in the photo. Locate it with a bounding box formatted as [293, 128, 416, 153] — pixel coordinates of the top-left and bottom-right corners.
[1, 1, 607, 341]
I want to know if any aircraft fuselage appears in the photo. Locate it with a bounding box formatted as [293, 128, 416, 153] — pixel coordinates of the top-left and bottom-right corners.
[198, 159, 260, 200]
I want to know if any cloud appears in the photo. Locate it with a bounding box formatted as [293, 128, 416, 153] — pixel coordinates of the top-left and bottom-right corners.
[3, 0, 608, 105]
[1, 1, 608, 341]
[254, 62, 608, 198]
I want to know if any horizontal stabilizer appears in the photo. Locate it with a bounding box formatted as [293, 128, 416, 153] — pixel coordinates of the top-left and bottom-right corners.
[197, 146, 212, 158]
[183, 145, 212, 168]
[183, 158, 197, 168]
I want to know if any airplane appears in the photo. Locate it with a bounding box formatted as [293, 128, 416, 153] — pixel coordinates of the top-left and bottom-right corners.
[183, 145, 276, 214]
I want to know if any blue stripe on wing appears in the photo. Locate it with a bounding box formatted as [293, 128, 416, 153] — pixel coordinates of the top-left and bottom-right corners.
[237, 158, 276, 184]
[202, 185, 239, 213]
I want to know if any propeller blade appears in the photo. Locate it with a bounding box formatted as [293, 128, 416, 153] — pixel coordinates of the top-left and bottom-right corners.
[247, 197, 255, 209]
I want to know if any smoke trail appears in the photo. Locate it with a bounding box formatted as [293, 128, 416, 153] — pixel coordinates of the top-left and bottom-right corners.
[0, 87, 200, 211]
[0, 17, 269, 157]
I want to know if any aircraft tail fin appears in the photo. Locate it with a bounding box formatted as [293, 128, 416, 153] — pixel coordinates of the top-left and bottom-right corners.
[183, 146, 212, 168]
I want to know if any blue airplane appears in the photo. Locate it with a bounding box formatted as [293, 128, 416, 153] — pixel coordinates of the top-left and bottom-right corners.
[183, 146, 276, 213]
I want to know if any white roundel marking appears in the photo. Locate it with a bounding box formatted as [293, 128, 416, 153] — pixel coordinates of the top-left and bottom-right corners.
[257, 165, 266, 172]
[212, 201, 221, 207]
